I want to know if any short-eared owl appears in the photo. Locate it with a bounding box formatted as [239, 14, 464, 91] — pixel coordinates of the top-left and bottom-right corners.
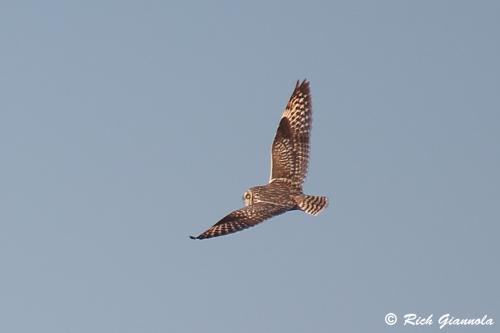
[190, 80, 328, 240]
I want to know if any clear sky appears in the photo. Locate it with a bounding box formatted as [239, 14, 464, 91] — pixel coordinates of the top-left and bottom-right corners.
[1, 1, 499, 332]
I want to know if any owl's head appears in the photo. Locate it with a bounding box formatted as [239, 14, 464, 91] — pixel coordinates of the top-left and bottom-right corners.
[243, 190, 253, 206]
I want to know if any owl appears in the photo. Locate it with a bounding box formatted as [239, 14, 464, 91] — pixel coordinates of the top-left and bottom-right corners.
[190, 80, 328, 240]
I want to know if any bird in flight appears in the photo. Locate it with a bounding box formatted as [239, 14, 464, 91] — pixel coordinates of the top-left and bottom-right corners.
[190, 80, 328, 240]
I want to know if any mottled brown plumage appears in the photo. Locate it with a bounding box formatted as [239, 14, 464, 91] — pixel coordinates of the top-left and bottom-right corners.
[190, 80, 328, 240]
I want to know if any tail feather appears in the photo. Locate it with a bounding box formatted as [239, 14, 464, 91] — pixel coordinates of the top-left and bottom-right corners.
[294, 195, 328, 216]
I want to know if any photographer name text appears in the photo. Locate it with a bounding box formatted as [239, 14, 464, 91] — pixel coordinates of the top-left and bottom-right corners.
[385, 312, 495, 329]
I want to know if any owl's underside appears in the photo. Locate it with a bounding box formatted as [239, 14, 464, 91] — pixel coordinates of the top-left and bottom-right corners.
[190, 80, 328, 240]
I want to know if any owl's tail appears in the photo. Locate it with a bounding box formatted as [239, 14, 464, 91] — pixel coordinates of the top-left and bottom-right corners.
[294, 195, 328, 216]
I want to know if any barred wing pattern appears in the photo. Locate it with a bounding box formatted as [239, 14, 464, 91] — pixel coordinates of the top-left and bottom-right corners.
[270, 80, 312, 189]
[190, 203, 289, 240]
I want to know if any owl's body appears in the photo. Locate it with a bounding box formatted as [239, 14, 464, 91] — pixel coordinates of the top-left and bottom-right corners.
[245, 179, 300, 208]
[190, 80, 328, 240]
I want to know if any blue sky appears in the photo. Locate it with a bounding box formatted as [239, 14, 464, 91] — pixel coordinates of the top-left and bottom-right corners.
[1, 1, 499, 332]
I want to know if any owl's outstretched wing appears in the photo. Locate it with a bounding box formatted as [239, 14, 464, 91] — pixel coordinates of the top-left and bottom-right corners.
[270, 80, 312, 189]
[190, 203, 289, 240]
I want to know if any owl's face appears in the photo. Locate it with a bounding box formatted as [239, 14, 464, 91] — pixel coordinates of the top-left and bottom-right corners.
[243, 190, 253, 206]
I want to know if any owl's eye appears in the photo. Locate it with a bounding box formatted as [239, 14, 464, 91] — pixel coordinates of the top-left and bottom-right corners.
[244, 192, 252, 200]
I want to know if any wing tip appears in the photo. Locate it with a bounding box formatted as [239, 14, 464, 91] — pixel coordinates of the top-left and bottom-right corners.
[189, 235, 199, 240]
[295, 79, 309, 88]
[293, 79, 310, 97]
